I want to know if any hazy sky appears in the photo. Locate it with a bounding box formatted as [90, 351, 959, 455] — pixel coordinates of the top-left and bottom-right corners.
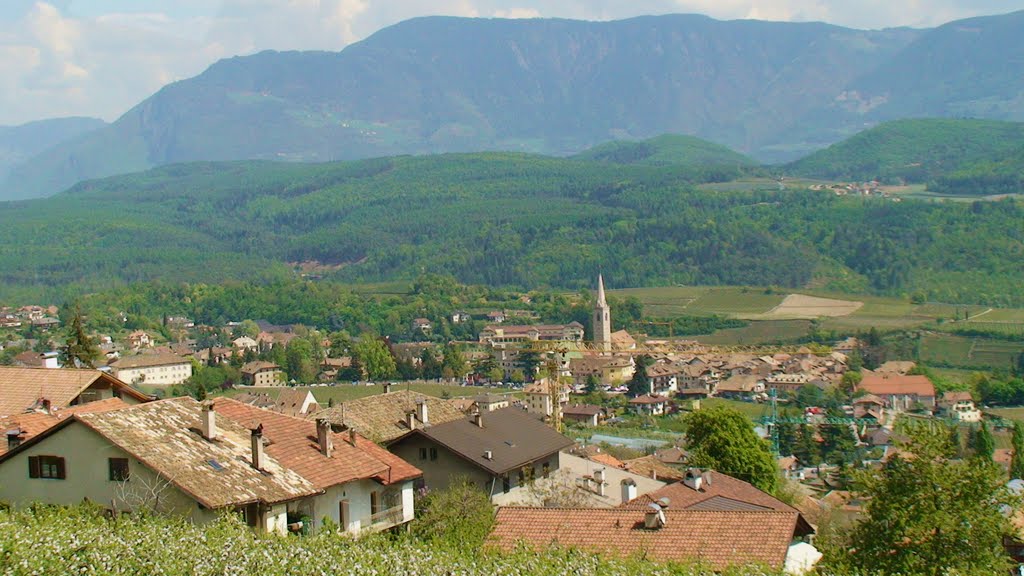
[0, 1, 1021, 125]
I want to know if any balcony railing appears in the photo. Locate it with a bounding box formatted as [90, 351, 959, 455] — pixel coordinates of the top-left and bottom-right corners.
[362, 505, 405, 530]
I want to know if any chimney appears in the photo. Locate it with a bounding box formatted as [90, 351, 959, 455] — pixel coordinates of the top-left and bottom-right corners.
[41, 399, 51, 414]
[417, 400, 429, 426]
[406, 411, 416, 431]
[316, 418, 333, 457]
[683, 468, 703, 492]
[250, 424, 264, 470]
[472, 411, 483, 428]
[6, 429, 24, 451]
[201, 401, 217, 440]
[593, 468, 606, 496]
[483, 450, 493, 460]
[651, 469, 658, 481]
[621, 478, 637, 503]
[384, 383, 393, 393]
[348, 427, 357, 447]
[644, 503, 666, 530]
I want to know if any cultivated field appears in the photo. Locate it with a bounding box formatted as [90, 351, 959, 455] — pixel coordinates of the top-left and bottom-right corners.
[755, 293, 863, 320]
[696, 320, 813, 346]
[918, 333, 1022, 370]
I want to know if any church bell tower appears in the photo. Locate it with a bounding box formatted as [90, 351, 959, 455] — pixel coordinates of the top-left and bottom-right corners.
[593, 274, 612, 352]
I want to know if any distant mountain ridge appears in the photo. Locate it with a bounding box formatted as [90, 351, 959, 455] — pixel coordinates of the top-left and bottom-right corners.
[0, 117, 105, 185]
[3, 10, 1024, 200]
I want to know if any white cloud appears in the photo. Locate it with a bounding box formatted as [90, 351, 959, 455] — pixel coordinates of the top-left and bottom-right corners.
[0, 0, 1019, 125]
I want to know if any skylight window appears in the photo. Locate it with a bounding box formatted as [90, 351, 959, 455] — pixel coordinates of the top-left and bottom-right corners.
[207, 458, 224, 471]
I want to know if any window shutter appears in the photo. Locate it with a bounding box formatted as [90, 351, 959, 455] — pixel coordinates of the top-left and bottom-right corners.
[28, 456, 40, 478]
[56, 457, 66, 479]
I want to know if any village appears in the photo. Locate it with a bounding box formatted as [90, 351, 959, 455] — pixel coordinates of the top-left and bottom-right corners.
[2, 276, 1021, 573]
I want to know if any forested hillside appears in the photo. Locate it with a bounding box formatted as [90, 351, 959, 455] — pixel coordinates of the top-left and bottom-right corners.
[1, 152, 1022, 306]
[572, 134, 756, 168]
[783, 119, 1024, 183]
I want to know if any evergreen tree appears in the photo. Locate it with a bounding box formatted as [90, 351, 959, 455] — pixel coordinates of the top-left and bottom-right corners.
[420, 347, 442, 380]
[1012, 422, 1024, 480]
[60, 305, 99, 369]
[627, 355, 653, 398]
[793, 424, 821, 466]
[584, 374, 600, 394]
[972, 420, 995, 462]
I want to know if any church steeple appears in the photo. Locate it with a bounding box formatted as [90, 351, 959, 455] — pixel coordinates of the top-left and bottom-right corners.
[593, 274, 611, 352]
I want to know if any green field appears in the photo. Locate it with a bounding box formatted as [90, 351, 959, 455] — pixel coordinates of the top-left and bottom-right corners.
[614, 285, 1024, 354]
[919, 333, 1022, 370]
[696, 320, 813, 345]
[697, 397, 771, 421]
[221, 382, 512, 404]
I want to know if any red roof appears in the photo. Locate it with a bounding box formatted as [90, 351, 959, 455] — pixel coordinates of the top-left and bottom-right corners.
[490, 507, 798, 570]
[0, 397, 129, 455]
[211, 398, 420, 488]
[629, 395, 667, 405]
[858, 373, 935, 397]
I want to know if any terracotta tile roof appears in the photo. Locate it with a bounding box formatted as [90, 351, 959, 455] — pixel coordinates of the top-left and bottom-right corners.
[311, 390, 466, 443]
[629, 394, 667, 405]
[858, 373, 935, 398]
[273, 389, 319, 417]
[240, 361, 281, 375]
[562, 404, 602, 417]
[589, 452, 625, 468]
[109, 352, 190, 369]
[941, 391, 973, 403]
[490, 507, 798, 570]
[621, 455, 685, 482]
[654, 446, 688, 465]
[0, 366, 150, 416]
[74, 397, 319, 509]
[211, 398, 420, 488]
[624, 471, 784, 511]
[394, 407, 574, 475]
[0, 397, 129, 455]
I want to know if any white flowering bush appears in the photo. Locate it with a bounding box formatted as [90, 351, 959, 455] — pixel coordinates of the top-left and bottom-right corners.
[0, 505, 784, 576]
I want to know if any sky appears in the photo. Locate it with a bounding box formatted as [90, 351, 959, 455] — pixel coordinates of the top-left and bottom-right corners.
[0, 1, 1021, 125]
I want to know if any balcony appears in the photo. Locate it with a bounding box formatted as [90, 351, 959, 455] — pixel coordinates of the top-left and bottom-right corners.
[363, 505, 406, 531]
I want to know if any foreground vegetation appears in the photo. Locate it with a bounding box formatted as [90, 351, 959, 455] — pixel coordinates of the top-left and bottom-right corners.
[0, 505, 780, 576]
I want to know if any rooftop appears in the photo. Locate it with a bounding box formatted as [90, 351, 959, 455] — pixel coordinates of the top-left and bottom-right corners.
[109, 353, 190, 370]
[311, 390, 466, 444]
[0, 366, 150, 417]
[0, 397, 129, 456]
[392, 407, 573, 475]
[858, 373, 935, 397]
[490, 507, 799, 570]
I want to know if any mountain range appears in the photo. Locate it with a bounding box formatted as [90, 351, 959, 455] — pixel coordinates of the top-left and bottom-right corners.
[2, 10, 1024, 200]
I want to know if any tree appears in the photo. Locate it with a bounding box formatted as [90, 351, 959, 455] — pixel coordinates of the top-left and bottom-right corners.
[487, 366, 504, 383]
[820, 411, 857, 467]
[412, 477, 494, 548]
[1013, 422, 1024, 480]
[793, 424, 821, 466]
[684, 406, 778, 494]
[585, 374, 600, 394]
[60, 305, 99, 369]
[971, 419, 995, 462]
[841, 424, 1014, 575]
[627, 355, 652, 398]
[441, 344, 467, 379]
[420, 347, 442, 380]
[509, 369, 526, 384]
[237, 319, 260, 339]
[353, 336, 396, 381]
[840, 370, 862, 396]
[285, 339, 317, 384]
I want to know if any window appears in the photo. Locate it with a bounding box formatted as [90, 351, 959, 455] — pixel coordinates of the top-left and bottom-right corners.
[108, 458, 130, 481]
[370, 491, 380, 515]
[28, 455, 65, 479]
[419, 447, 427, 460]
[502, 475, 510, 493]
[542, 461, 550, 478]
[429, 447, 438, 461]
[338, 500, 349, 528]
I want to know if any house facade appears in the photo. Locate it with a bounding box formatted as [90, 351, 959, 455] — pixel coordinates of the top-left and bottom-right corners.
[387, 407, 573, 501]
[109, 353, 193, 386]
[241, 361, 284, 386]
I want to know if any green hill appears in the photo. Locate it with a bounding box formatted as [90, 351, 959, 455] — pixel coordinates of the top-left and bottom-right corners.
[0, 152, 1022, 307]
[784, 118, 1024, 183]
[573, 134, 756, 168]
